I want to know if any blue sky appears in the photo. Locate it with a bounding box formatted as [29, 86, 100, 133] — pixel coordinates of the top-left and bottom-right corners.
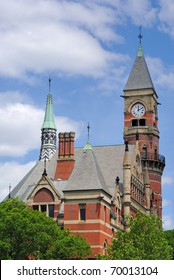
[0, 0, 173, 229]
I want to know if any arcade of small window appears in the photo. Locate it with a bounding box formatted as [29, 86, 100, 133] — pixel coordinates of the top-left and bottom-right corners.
[132, 119, 146, 127]
[33, 204, 55, 218]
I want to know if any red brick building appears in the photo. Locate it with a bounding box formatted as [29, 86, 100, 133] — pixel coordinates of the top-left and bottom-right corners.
[10, 41, 165, 258]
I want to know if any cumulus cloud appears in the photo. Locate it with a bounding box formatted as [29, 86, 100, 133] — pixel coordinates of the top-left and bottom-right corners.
[147, 57, 174, 91]
[0, 160, 35, 201]
[158, 0, 174, 37]
[0, 0, 127, 79]
[0, 91, 84, 157]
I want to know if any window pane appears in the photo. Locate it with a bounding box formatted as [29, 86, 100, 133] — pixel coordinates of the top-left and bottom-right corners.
[80, 208, 86, 220]
[41, 205, 47, 213]
[33, 205, 39, 211]
[48, 204, 54, 218]
[132, 119, 138, 126]
[79, 204, 86, 221]
[139, 119, 146, 126]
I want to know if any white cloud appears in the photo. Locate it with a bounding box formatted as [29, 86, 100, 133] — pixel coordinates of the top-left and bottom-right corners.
[0, 160, 35, 202]
[162, 175, 174, 186]
[163, 215, 174, 230]
[158, 0, 174, 37]
[0, 91, 84, 157]
[147, 57, 174, 91]
[121, 0, 157, 27]
[0, 0, 127, 79]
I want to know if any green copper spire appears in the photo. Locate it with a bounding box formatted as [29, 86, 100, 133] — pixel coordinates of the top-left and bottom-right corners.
[137, 43, 143, 57]
[42, 93, 56, 129]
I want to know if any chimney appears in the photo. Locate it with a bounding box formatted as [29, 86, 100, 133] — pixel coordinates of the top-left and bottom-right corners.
[54, 132, 75, 180]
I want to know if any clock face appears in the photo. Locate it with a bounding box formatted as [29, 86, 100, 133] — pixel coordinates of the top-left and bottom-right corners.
[131, 103, 145, 118]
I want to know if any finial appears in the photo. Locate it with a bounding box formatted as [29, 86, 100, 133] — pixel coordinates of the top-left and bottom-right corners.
[87, 122, 90, 141]
[8, 184, 11, 199]
[42, 156, 47, 176]
[138, 26, 143, 44]
[125, 139, 129, 151]
[49, 77, 52, 93]
[84, 122, 92, 151]
[116, 176, 120, 185]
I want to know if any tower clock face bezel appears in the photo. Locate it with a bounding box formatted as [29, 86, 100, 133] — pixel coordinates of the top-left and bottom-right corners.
[131, 103, 145, 118]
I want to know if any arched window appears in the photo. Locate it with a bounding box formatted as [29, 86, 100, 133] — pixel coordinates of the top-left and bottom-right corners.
[32, 188, 55, 218]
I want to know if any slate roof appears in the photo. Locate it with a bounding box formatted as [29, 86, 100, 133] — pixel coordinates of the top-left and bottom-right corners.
[124, 47, 155, 92]
[9, 144, 135, 201]
[65, 145, 135, 197]
[9, 153, 57, 201]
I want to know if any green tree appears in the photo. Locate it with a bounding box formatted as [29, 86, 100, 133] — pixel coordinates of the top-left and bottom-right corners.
[0, 198, 91, 260]
[46, 231, 91, 259]
[99, 212, 173, 260]
[164, 230, 174, 259]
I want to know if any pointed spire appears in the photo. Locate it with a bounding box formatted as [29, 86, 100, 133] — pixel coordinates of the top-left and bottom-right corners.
[84, 122, 92, 151]
[124, 29, 155, 91]
[42, 79, 56, 130]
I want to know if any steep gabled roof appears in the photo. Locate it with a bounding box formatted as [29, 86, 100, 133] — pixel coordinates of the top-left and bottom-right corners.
[9, 153, 57, 201]
[124, 44, 155, 91]
[65, 145, 135, 196]
[65, 148, 109, 194]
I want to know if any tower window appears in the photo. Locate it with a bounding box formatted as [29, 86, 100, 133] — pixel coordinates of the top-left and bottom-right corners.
[139, 119, 146, 126]
[132, 119, 138, 126]
[132, 119, 146, 127]
[79, 204, 86, 221]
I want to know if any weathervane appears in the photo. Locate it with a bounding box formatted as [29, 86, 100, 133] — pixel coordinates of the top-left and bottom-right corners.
[87, 122, 90, 141]
[49, 77, 52, 92]
[138, 26, 143, 44]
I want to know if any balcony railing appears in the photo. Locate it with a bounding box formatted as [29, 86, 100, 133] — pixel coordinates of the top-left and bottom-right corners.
[141, 152, 165, 164]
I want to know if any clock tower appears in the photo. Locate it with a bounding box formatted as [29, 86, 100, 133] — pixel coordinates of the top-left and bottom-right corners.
[123, 36, 165, 217]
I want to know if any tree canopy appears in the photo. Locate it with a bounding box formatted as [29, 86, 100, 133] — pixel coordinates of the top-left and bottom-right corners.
[0, 198, 91, 260]
[99, 212, 173, 260]
[164, 229, 174, 259]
